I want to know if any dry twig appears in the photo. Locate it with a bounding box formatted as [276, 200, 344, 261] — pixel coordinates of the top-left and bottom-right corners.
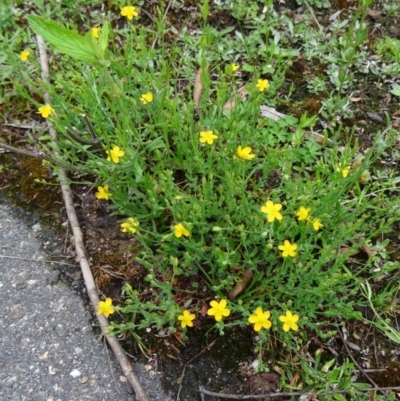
[35, 34, 151, 401]
[176, 339, 217, 401]
[338, 327, 400, 400]
[199, 385, 400, 400]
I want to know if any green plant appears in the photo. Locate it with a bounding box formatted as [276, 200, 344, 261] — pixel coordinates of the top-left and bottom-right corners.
[375, 37, 400, 63]
[4, 1, 400, 396]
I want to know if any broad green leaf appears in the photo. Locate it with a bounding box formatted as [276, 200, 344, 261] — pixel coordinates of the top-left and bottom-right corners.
[390, 84, 400, 97]
[27, 15, 102, 64]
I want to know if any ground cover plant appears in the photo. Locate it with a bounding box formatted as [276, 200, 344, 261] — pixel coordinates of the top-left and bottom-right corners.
[2, 0, 400, 398]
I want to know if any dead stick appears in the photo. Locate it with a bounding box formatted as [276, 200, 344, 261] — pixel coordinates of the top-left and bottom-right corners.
[337, 327, 400, 400]
[35, 34, 151, 401]
[0, 142, 87, 172]
[176, 339, 217, 401]
[199, 385, 400, 399]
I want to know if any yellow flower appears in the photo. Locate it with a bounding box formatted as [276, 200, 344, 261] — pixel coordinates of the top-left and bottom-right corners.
[37, 104, 55, 118]
[296, 206, 310, 221]
[200, 131, 218, 145]
[248, 307, 272, 332]
[278, 240, 297, 258]
[121, 5, 138, 20]
[20, 50, 30, 61]
[256, 79, 270, 92]
[279, 310, 299, 332]
[95, 185, 112, 200]
[174, 223, 190, 238]
[106, 146, 125, 163]
[261, 200, 283, 223]
[237, 146, 255, 160]
[312, 218, 323, 231]
[337, 163, 350, 178]
[121, 217, 139, 234]
[177, 310, 196, 328]
[140, 92, 153, 104]
[91, 27, 101, 38]
[97, 298, 115, 318]
[207, 299, 230, 322]
[231, 63, 239, 72]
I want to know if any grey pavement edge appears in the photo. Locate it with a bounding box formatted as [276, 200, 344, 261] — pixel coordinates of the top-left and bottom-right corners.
[0, 200, 173, 401]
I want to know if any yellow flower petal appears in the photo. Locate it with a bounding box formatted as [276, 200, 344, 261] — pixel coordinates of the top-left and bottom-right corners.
[121, 6, 138, 20]
[256, 79, 270, 92]
[174, 223, 190, 238]
[37, 104, 55, 118]
[20, 50, 30, 62]
[237, 146, 255, 160]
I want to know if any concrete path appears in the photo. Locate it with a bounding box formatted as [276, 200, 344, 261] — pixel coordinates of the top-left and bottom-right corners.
[0, 200, 172, 401]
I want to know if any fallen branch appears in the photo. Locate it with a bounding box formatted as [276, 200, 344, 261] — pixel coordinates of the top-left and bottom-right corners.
[176, 339, 217, 401]
[36, 34, 151, 401]
[338, 326, 400, 401]
[0, 142, 88, 172]
[199, 385, 400, 400]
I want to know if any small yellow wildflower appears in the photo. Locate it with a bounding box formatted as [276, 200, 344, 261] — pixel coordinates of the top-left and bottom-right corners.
[312, 218, 323, 231]
[37, 104, 55, 118]
[296, 206, 310, 221]
[174, 223, 190, 238]
[140, 92, 153, 104]
[278, 240, 297, 258]
[207, 299, 230, 322]
[279, 310, 299, 332]
[337, 163, 350, 178]
[261, 200, 283, 223]
[177, 310, 196, 328]
[237, 146, 255, 160]
[121, 217, 139, 234]
[20, 50, 30, 62]
[121, 5, 138, 20]
[91, 27, 101, 38]
[199, 131, 218, 145]
[256, 79, 270, 92]
[248, 307, 272, 332]
[106, 146, 125, 163]
[95, 185, 112, 200]
[97, 298, 115, 318]
[231, 63, 239, 72]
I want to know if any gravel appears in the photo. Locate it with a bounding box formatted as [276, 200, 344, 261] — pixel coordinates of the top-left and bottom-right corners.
[0, 200, 172, 401]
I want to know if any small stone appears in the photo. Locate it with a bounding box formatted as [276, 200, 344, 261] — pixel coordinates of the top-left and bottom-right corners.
[38, 352, 48, 360]
[32, 223, 42, 233]
[74, 347, 83, 355]
[120, 375, 128, 382]
[81, 376, 89, 384]
[70, 369, 81, 378]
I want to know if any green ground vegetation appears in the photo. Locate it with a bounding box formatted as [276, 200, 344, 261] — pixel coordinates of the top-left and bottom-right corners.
[1, 0, 400, 399]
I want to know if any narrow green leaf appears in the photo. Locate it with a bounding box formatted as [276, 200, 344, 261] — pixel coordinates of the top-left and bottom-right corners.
[98, 21, 109, 53]
[27, 15, 101, 64]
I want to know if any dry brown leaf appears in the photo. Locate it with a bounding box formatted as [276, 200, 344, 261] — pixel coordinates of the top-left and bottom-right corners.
[193, 64, 208, 115]
[367, 9, 382, 19]
[222, 86, 249, 110]
[228, 269, 253, 300]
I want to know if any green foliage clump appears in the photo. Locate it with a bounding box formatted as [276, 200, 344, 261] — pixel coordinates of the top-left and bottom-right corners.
[375, 37, 400, 63]
[5, 5, 400, 396]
